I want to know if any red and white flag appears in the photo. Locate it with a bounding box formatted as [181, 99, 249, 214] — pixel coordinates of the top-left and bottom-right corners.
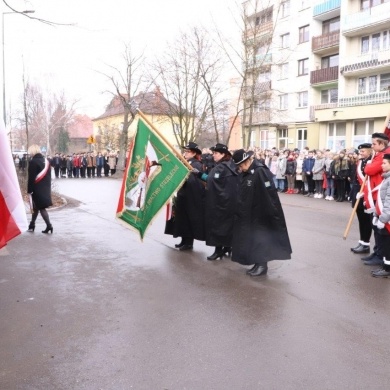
[0, 119, 28, 248]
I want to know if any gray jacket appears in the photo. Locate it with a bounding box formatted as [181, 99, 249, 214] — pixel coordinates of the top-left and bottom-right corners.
[313, 157, 325, 181]
[378, 171, 390, 224]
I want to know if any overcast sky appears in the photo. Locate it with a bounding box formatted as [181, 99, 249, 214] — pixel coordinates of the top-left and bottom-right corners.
[3, 0, 241, 119]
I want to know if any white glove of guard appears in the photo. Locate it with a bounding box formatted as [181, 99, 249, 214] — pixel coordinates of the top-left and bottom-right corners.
[191, 168, 199, 174]
[377, 220, 385, 229]
[356, 192, 364, 199]
[372, 216, 378, 226]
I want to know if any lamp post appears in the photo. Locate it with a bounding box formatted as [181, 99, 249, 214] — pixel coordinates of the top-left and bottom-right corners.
[2, 10, 35, 127]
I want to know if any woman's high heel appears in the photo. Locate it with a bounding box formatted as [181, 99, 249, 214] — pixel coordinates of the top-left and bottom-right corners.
[207, 251, 224, 261]
[42, 225, 53, 234]
[27, 223, 35, 232]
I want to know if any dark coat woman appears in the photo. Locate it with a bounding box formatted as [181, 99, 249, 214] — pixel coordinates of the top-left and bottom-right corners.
[330, 151, 350, 202]
[168, 142, 205, 250]
[231, 150, 292, 276]
[203, 144, 238, 260]
[27, 144, 53, 234]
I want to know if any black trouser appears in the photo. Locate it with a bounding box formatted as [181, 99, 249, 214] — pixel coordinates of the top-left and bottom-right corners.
[306, 173, 314, 193]
[334, 179, 345, 200]
[355, 200, 372, 243]
[87, 167, 92, 178]
[54, 166, 60, 178]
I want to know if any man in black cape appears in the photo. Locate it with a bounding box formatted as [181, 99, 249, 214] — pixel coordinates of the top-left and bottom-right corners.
[231, 149, 292, 276]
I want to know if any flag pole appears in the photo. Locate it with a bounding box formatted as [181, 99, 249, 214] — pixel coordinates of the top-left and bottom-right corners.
[136, 109, 193, 170]
[343, 176, 366, 240]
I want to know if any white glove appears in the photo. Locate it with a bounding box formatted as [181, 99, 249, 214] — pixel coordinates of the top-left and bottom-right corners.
[372, 216, 378, 226]
[356, 192, 364, 199]
[191, 168, 199, 174]
[366, 159, 372, 164]
[377, 220, 385, 229]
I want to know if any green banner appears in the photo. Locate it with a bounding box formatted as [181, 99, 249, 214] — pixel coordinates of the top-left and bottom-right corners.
[116, 118, 189, 239]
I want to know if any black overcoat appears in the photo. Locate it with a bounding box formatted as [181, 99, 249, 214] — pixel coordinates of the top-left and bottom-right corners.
[27, 153, 53, 210]
[205, 159, 238, 247]
[232, 160, 292, 265]
[169, 158, 205, 241]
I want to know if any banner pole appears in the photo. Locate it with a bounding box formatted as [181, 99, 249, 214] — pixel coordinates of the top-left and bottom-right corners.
[343, 176, 367, 240]
[136, 109, 193, 170]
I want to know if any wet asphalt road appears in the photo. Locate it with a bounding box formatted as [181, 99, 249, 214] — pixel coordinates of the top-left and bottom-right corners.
[1, 176, 390, 390]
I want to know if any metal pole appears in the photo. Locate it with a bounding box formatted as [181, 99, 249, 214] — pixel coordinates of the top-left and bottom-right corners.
[2, 12, 6, 126]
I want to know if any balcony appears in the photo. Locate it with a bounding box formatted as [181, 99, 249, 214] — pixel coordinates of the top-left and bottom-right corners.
[244, 21, 273, 40]
[310, 103, 338, 120]
[312, 31, 340, 53]
[339, 91, 390, 107]
[313, 0, 341, 21]
[244, 53, 273, 70]
[343, 2, 390, 37]
[243, 81, 271, 98]
[244, 111, 271, 125]
[340, 50, 390, 77]
[310, 66, 339, 85]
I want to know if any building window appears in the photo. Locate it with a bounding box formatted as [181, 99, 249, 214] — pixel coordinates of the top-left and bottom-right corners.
[321, 88, 338, 104]
[250, 130, 256, 147]
[260, 130, 269, 149]
[258, 70, 271, 82]
[358, 77, 367, 94]
[369, 75, 378, 92]
[298, 58, 309, 76]
[297, 91, 308, 108]
[279, 94, 289, 110]
[328, 122, 346, 151]
[281, 0, 290, 18]
[361, 0, 390, 9]
[279, 63, 289, 79]
[361, 36, 370, 54]
[321, 54, 339, 68]
[278, 128, 288, 149]
[281, 33, 290, 48]
[380, 73, 390, 90]
[299, 25, 309, 43]
[353, 120, 374, 147]
[297, 128, 307, 150]
[322, 17, 340, 34]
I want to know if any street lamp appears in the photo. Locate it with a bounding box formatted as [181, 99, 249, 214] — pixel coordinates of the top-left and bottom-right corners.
[2, 9, 35, 127]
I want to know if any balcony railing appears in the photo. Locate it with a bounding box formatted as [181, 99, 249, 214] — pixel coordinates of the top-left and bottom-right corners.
[313, 0, 341, 18]
[244, 21, 273, 40]
[339, 91, 390, 107]
[310, 103, 338, 120]
[244, 53, 273, 70]
[312, 30, 340, 52]
[343, 2, 390, 35]
[310, 66, 339, 84]
[243, 111, 271, 124]
[243, 81, 271, 98]
[341, 50, 390, 74]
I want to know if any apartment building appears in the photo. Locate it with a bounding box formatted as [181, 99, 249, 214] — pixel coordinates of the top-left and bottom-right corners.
[242, 0, 390, 151]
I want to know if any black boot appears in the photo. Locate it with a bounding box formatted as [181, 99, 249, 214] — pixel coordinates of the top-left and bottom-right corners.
[178, 238, 193, 251]
[207, 246, 224, 261]
[42, 225, 53, 234]
[175, 239, 184, 248]
[27, 222, 35, 232]
[249, 263, 268, 276]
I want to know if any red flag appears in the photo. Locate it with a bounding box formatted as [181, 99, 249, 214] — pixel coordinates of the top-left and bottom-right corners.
[0, 120, 28, 248]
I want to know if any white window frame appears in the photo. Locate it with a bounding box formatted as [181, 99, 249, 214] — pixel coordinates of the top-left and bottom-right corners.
[327, 122, 346, 151]
[279, 94, 289, 110]
[297, 91, 308, 108]
[260, 129, 269, 149]
[353, 120, 374, 148]
[298, 58, 309, 76]
[297, 128, 307, 150]
[279, 63, 289, 80]
[281, 33, 290, 48]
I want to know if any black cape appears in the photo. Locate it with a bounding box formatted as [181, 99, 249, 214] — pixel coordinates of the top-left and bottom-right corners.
[27, 153, 53, 210]
[232, 160, 292, 265]
[165, 158, 205, 241]
[205, 159, 238, 247]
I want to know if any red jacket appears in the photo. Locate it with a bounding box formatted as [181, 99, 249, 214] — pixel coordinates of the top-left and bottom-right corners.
[364, 146, 390, 207]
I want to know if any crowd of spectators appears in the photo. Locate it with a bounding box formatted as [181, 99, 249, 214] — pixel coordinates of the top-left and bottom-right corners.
[14, 151, 119, 179]
[201, 145, 358, 202]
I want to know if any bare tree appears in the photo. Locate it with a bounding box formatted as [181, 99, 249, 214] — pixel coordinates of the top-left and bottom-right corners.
[216, 0, 288, 148]
[99, 43, 154, 168]
[153, 27, 227, 147]
[16, 82, 76, 155]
